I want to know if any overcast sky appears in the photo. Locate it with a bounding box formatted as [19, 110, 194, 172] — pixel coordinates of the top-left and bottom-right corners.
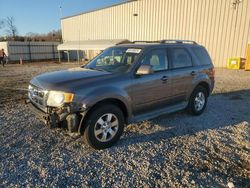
[0, 0, 124, 36]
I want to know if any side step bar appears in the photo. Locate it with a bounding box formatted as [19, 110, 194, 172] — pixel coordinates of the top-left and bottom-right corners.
[130, 102, 188, 123]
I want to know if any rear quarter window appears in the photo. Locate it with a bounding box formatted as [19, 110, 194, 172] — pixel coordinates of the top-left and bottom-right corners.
[192, 47, 212, 65]
[169, 48, 193, 69]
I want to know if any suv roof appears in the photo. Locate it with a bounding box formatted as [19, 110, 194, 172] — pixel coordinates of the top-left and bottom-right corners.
[116, 39, 200, 49]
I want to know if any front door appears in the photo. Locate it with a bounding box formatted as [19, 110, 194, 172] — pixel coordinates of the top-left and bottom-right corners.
[131, 48, 172, 115]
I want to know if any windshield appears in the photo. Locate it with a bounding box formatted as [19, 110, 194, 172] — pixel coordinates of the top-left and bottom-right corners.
[84, 47, 141, 73]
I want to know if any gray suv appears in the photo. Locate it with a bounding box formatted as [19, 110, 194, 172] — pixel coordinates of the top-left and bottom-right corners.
[26, 40, 215, 149]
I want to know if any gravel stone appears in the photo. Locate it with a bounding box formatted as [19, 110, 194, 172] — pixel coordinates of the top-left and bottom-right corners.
[0, 63, 249, 187]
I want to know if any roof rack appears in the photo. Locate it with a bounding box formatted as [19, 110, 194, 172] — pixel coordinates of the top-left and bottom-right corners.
[117, 40, 198, 45]
[129, 40, 161, 44]
[160, 40, 198, 44]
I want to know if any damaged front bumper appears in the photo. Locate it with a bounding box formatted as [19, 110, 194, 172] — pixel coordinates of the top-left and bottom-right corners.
[25, 99, 87, 133]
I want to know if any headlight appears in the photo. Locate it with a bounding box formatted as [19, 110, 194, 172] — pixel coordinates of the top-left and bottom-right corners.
[47, 91, 74, 107]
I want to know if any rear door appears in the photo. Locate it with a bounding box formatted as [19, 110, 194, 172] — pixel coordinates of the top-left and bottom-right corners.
[167, 47, 194, 102]
[131, 48, 172, 115]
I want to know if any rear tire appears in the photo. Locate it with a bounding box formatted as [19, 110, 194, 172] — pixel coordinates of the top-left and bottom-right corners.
[188, 86, 208, 115]
[83, 104, 124, 149]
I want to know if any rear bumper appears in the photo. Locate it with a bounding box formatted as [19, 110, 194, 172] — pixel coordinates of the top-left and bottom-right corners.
[210, 80, 215, 95]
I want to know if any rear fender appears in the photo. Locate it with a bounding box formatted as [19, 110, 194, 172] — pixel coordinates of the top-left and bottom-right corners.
[187, 73, 212, 100]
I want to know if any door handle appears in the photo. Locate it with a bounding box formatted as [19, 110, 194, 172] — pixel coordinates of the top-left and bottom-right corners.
[190, 71, 197, 76]
[161, 76, 168, 82]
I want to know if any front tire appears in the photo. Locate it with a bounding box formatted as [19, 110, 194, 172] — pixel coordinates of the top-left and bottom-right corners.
[188, 86, 208, 115]
[83, 104, 125, 149]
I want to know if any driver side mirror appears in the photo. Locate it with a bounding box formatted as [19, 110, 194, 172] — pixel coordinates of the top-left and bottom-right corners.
[136, 65, 153, 75]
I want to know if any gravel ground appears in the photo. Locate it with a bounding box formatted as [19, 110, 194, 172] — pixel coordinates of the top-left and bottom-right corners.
[0, 63, 249, 187]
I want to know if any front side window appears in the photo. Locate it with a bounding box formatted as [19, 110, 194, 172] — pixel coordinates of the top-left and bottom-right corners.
[169, 48, 192, 69]
[140, 49, 168, 71]
[85, 47, 141, 73]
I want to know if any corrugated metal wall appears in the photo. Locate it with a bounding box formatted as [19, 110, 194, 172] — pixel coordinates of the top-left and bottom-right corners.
[61, 0, 250, 67]
[0, 41, 60, 61]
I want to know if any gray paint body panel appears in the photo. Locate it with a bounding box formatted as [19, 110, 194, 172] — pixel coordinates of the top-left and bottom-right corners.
[29, 43, 214, 124]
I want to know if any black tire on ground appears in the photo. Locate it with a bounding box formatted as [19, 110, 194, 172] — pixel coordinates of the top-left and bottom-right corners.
[188, 85, 208, 116]
[83, 104, 125, 149]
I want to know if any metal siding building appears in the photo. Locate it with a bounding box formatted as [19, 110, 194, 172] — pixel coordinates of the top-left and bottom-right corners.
[0, 41, 60, 61]
[61, 0, 250, 67]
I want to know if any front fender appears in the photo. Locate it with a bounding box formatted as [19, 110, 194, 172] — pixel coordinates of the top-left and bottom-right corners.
[78, 86, 132, 118]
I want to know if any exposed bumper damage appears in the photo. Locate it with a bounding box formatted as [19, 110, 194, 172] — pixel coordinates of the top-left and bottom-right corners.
[25, 99, 86, 133]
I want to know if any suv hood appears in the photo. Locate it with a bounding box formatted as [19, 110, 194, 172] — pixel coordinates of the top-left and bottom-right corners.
[30, 67, 111, 92]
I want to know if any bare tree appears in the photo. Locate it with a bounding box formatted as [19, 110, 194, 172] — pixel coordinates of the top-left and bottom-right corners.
[25, 30, 62, 42]
[5, 16, 18, 39]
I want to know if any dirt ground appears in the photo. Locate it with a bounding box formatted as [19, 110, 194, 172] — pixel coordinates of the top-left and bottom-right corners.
[0, 62, 249, 187]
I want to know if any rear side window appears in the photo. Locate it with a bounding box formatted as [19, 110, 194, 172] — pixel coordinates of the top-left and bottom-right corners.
[169, 48, 192, 69]
[192, 47, 212, 65]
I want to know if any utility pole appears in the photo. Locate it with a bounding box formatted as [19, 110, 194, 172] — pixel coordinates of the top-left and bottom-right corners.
[59, 6, 63, 18]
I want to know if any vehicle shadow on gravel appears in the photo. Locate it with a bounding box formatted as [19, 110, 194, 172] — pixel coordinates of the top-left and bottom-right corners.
[120, 89, 250, 147]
